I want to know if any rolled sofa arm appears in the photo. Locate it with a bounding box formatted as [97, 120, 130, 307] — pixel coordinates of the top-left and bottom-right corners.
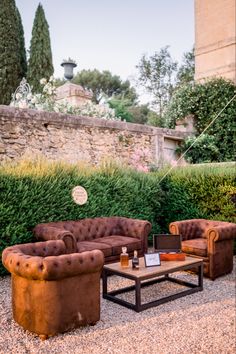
[207, 224, 236, 242]
[2, 241, 104, 280]
[33, 225, 77, 253]
[119, 218, 152, 253]
[120, 218, 152, 239]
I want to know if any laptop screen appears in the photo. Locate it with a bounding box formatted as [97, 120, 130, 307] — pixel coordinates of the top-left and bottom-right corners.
[153, 234, 182, 253]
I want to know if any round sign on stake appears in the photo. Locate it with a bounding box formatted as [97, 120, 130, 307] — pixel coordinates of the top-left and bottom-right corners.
[72, 186, 88, 205]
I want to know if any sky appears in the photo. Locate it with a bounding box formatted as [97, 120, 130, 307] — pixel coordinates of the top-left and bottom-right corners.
[15, 0, 194, 95]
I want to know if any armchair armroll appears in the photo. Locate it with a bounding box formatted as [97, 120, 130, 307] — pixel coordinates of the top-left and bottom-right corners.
[33, 225, 77, 253]
[207, 224, 236, 242]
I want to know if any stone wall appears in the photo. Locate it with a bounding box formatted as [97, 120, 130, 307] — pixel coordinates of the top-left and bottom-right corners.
[0, 106, 189, 169]
[195, 0, 236, 83]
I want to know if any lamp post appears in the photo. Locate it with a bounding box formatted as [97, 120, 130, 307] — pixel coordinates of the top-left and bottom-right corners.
[61, 58, 77, 80]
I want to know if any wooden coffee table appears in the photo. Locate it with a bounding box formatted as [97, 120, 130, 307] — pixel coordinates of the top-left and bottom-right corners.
[102, 256, 203, 312]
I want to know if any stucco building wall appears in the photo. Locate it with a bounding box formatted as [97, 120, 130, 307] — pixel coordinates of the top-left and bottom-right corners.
[195, 0, 236, 83]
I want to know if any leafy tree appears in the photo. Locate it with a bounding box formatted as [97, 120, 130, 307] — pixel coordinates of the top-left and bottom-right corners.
[127, 104, 150, 125]
[176, 134, 220, 163]
[108, 98, 133, 121]
[0, 0, 22, 104]
[164, 78, 236, 162]
[72, 69, 137, 104]
[176, 48, 195, 86]
[16, 7, 27, 80]
[146, 110, 164, 127]
[27, 3, 54, 93]
[136, 46, 177, 118]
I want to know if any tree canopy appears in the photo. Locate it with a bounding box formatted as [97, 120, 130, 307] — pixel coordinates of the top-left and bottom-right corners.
[16, 6, 27, 80]
[72, 69, 137, 104]
[136, 46, 177, 118]
[0, 0, 23, 104]
[176, 48, 195, 86]
[27, 3, 54, 93]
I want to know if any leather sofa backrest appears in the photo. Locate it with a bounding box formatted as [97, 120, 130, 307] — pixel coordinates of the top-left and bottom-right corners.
[37, 217, 151, 242]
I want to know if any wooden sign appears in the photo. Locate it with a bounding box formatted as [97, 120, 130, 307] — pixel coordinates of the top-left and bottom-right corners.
[72, 186, 88, 205]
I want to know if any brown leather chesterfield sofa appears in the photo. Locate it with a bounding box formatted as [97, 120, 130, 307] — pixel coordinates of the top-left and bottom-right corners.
[2, 240, 104, 339]
[33, 217, 152, 263]
[169, 219, 236, 280]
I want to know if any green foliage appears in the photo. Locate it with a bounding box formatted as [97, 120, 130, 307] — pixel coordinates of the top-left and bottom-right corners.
[176, 134, 220, 163]
[158, 164, 236, 232]
[0, 0, 23, 104]
[146, 110, 165, 127]
[127, 104, 150, 125]
[27, 4, 54, 93]
[136, 46, 177, 117]
[1, 159, 235, 275]
[73, 69, 137, 104]
[164, 78, 236, 161]
[108, 98, 150, 124]
[0, 160, 161, 275]
[176, 48, 195, 87]
[16, 7, 27, 80]
[108, 98, 133, 122]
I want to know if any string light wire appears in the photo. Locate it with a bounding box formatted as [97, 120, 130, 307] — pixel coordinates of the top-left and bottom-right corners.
[158, 93, 236, 184]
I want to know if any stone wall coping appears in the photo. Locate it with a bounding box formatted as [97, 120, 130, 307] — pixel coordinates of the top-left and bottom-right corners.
[0, 105, 188, 139]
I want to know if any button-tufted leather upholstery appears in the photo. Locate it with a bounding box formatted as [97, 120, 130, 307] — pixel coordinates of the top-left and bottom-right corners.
[33, 217, 152, 263]
[2, 240, 104, 338]
[169, 219, 236, 280]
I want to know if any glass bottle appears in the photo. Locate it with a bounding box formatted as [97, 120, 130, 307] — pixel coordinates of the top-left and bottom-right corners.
[132, 250, 139, 270]
[120, 247, 129, 268]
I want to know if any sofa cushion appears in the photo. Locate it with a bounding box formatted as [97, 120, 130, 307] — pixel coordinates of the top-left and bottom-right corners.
[94, 236, 141, 256]
[182, 238, 207, 257]
[77, 241, 112, 257]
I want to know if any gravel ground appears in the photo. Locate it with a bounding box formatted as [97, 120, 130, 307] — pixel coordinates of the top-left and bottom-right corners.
[0, 258, 235, 354]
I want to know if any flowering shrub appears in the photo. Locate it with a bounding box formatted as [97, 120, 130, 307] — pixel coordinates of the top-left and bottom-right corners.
[10, 77, 120, 121]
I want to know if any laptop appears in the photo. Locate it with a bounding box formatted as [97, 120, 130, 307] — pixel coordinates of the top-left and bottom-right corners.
[153, 234, 182, 253]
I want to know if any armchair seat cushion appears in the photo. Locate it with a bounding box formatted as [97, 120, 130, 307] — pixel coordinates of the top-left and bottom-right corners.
[182, 238, 207, 257]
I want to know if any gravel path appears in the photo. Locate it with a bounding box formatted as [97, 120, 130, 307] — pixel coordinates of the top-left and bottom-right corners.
[0, 258, 235, 354]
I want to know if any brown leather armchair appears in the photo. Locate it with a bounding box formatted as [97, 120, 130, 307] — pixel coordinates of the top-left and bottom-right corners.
[169, 219, 236, 280]
[2, 240, 104, 339]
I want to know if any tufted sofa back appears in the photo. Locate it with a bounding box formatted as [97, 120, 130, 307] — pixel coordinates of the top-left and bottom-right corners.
[34, 217, 151, 242]
[2, 240, 104, 281]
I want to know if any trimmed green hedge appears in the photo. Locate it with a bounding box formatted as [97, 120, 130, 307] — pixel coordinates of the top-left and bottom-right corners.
[0, 160, 162, 275]
[157, 164, 236, 231]
[0, 160, 235, 275]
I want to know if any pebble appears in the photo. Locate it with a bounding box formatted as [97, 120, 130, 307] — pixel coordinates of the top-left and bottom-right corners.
[0, 258, 235, 354]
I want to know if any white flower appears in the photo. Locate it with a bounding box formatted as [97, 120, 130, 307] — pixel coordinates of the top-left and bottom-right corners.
[40, 78, 47, 85]
[18, 100, 28, 109]
[15, 92, 22, 100]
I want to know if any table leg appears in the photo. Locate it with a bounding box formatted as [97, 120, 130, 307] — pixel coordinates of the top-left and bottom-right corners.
[102, 269, 107, 296]
[135, 279, 142, 312]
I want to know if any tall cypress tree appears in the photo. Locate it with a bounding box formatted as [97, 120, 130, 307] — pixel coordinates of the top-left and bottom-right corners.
[27, 3, 54, 93]
[0, 0, 22, 104]
[16, 7, 27, 80]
